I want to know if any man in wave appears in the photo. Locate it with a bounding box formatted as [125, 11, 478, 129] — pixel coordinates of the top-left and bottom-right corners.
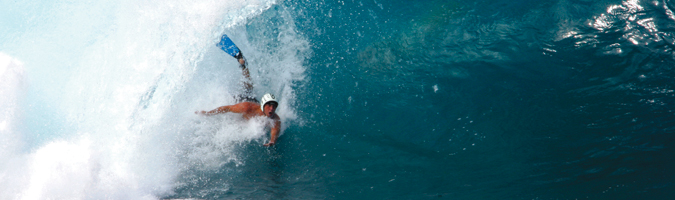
[195, 53, 281, 147]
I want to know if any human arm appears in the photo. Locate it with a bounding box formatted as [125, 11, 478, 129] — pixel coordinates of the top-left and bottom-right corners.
[263, 119, 281, 146]
[195, 106, 232, 116]
[195, 102, 254, 116]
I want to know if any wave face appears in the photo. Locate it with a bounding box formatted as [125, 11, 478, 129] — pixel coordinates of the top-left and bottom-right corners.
[2, 0, 675, 199]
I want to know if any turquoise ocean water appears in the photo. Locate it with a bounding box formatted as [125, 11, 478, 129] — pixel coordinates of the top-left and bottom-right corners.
[1, 0, 674, 199]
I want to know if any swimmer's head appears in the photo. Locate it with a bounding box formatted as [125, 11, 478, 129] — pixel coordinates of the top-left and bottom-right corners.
[260, 93, 278, 112]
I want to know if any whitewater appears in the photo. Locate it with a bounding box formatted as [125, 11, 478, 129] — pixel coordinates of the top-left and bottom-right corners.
[1, 0, 309, 199]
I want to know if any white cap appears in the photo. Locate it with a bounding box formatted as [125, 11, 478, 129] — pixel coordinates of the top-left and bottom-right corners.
[260, 93, 278, 111]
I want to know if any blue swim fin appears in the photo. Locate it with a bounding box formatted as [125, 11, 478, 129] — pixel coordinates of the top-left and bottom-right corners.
[217, 34, 241, 58]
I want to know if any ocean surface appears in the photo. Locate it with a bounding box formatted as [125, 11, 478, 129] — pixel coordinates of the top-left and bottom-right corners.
[1, 0, 674, 199]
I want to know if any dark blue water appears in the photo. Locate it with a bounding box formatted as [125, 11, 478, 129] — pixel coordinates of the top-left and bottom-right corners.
[165, 0, 675, 199]
[2, 0, 674, 199]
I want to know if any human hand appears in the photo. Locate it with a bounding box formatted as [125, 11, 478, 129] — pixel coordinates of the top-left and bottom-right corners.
[195, 111, 206, 115]
[263, 141, 275, 147]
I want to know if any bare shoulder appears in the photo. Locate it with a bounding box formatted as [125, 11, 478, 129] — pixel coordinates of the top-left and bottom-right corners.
[231, 102, 260, 113]
[238, 101, 259, 109]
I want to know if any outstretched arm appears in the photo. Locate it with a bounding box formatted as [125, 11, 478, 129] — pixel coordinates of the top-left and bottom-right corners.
[264, 120, 281, 146]
[195, 105, 232, 116]
[195, 102, 252, 116]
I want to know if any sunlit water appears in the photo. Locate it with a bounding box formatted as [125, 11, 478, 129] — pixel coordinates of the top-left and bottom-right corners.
[2, 0, 675, 199]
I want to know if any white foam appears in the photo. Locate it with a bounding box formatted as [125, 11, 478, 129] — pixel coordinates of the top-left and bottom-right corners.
[0, 53, 25, 158]
[0, 0, 304, 199]
[0, 53, 27, 200]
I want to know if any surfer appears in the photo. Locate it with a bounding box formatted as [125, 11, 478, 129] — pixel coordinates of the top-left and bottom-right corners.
[195, 92, 280, 147]
[196, 35, 281, 146]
